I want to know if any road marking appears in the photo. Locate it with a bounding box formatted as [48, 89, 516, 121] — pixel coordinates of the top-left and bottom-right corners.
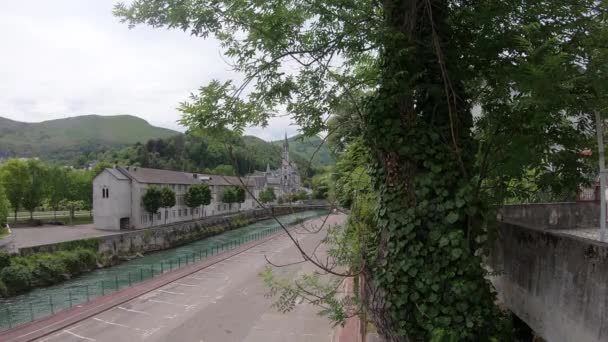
[117, 306, 151, 316]
[63, 329, 96, 341]
[149, 299, 184, 306]
[174, 282, 198, 287]
[157, 289, 185, 295]
[92, 317, 132, 329]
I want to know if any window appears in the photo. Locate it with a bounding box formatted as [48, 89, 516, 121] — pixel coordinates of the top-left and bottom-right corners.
[102, 187, 110, 198]
[173, 210, 176, 218]
[165, 210, 168, 219]
[178, 209, 182, 216]
[217, 204, 221, 211]
[157, 212, 161, 220]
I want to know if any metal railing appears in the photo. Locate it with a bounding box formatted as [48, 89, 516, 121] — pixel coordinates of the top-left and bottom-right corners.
[0, 226, 281, 331]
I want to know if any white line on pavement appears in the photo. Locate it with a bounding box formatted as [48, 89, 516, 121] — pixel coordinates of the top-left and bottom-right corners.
[157, 289, 185, 295]
[63, 329, 96, 341]
[117, 306, 151, 316]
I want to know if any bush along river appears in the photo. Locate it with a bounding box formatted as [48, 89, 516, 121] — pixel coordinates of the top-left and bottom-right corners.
[0, 209, 328, 330]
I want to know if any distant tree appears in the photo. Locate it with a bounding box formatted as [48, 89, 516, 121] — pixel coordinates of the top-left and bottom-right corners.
[209, 165, 236, 176]
[184, 183, 212, 217]
[0, 184, 9, 226]
[142, 186, 163, 225]
[221, 186, 245, 210]
[295, 190, 309, 201]
[235, 186, 246, 203]
[47, 166, 69, 220]
[67, 170, 93, 216]
[22, 160, 48, 221]
[160, 186, 176, 223]
[259, 187, 276, 204]
[59, 199, 85, 226]
[0, 160, 28, 222]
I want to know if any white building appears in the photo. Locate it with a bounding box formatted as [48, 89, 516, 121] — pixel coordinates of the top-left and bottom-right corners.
[93, 166, 257, 230]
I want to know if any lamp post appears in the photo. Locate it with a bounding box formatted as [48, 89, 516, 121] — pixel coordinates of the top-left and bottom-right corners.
[595, 110, 606, 242]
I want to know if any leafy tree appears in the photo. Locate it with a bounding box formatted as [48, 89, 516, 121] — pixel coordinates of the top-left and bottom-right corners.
[59, 200, 85, 226]
[259, 187, 276, 204]
[0, 159, 28, 222]
[221, 186, 246, 210]
[0, 184, 9, 226]
[184, 183, 212, 217]
[115, 0, 608, 339]
[22, 160, 49, 220]
[142, 186, 163, 225]
[160, 186, 176, 223]
[47, 165, 69, 220]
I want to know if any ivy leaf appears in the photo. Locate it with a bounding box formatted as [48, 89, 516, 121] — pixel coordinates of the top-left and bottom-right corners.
[446, 212, 459, 224]
[451, 248, 463, 259]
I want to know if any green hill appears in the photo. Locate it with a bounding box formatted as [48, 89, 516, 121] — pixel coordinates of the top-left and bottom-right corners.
[272, 135, 335, 166]
[0, 115, 179, 159]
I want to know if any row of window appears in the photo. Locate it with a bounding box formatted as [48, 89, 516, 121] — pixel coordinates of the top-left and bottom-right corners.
[140, 207, 204, 224]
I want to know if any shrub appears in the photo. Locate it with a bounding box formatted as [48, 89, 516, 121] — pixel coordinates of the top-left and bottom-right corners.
[30, 255, 67, 286]
[0, 280, 7, 297]
[57, 251, 82, 275]
[0, 250, 10, 271]
[74, 248, 97, 270]
[0, 264, 32, 295]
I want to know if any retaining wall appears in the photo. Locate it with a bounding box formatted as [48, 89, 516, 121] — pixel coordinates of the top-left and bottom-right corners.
[488, 222, 608, 342]
[19, 206, 324, 257]
[499, 202, 599, 230]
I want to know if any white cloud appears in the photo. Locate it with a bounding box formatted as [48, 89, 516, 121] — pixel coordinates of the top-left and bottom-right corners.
[0, 0, 298, 140]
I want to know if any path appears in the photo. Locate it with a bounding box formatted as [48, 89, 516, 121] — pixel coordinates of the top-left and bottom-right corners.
[30, 213, 346, 342]
[11, 224, 120, 249]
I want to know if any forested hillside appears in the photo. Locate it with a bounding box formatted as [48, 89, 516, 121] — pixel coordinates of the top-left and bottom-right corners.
[271, 135, 335, 166]
[0, 115, 178, 160]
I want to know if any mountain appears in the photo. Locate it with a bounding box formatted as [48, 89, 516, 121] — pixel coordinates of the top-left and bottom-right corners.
[272, 135, 335, 167]
[0, 115, 179, 159]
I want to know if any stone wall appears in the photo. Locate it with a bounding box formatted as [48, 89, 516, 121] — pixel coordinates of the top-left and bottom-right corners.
[0, 233, 16, 254]
[499, 202, 600, 230]
[488, 222, 608, 342]
[18, 206, 323, 257]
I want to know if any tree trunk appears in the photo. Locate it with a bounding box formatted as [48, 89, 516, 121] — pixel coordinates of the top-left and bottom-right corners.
[362, 0, 506, 340]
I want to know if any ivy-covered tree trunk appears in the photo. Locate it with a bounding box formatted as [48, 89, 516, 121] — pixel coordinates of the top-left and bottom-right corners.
[363, 0, 508, 340]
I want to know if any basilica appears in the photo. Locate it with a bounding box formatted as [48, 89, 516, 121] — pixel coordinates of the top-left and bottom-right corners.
[249, 134, 302, 197]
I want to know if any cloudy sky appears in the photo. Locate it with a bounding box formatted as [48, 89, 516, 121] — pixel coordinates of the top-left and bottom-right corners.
[0, 1, 298, 141]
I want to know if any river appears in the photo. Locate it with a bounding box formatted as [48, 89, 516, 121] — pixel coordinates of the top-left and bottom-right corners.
[0, 209, 328, 330]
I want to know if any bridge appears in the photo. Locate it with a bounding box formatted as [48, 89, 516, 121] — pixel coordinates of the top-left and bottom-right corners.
[490, 202, 608, 342]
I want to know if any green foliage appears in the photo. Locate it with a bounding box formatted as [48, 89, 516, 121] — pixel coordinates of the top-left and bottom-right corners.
[0, 251, 10, 270]
[0, 247, 99, 297]
[312, 173, 331, 200]
[0, 159, 29, 220]
[160, 186, 176, 208]
[272, 135, 335, 167]
[22, 160, 49, 219]
[0, 115, 178, 161]
[259, 187, 277, 203]
[30, 254, 68, 286]
[142, 186, 163, 220]
[222, 186, 246, 206]
[184, 183, 212, 210]
[0, 264, 32, 296]
[0, 183, 9, 225]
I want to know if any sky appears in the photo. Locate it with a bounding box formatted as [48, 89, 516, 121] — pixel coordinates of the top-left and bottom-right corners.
[0, 1, 298, 141]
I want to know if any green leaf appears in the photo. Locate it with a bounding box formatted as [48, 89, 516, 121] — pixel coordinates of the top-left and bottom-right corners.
[446, 212, 459, 224]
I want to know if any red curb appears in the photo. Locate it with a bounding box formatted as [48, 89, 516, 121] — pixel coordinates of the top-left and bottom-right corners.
[0, 229, 286, 342]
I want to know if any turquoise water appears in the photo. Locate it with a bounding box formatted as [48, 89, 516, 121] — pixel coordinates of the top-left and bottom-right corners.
[0, 209, 328, 330]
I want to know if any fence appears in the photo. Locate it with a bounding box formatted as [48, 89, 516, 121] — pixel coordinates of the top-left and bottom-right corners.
[0, 226, 282, 331]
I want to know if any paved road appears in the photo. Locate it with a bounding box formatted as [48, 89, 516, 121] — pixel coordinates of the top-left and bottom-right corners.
[35, 213, 347, 342]
[11, 224, 120, 249]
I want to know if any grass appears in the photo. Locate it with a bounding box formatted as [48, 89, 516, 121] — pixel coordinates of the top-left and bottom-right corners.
[11, 210, 91, 218]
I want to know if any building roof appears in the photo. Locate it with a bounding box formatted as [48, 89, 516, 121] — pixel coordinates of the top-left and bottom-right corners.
[105, 168, 129, 180]
[205, 174, 255, 187]
[116, 166, 210, 185]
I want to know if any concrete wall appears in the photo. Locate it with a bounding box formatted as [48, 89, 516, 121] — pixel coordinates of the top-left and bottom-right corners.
[488, 222, 608, 342]
[499, 202, 600, 230]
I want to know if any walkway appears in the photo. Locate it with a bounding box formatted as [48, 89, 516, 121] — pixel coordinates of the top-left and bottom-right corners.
[22, 213, 346, 342]
[11, 224, 119, 249]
